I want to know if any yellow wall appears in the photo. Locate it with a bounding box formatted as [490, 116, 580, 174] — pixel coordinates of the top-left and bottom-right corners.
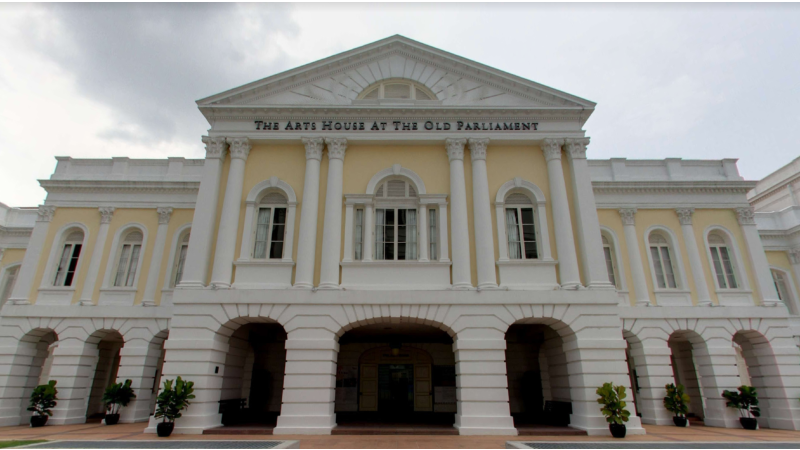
[154, 209, 193, 304]
[0, 248, 26, 269]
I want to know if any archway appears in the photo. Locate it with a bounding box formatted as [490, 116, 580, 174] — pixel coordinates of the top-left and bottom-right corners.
[86, 330, 124, 420]
[218, 322, 287, 429]
[13, 329, 58, 425]
[505, 323, 578, 434]
[668, 331, 706, 423]
[622, 331, 642, 419]
[334, 322, 457, 433]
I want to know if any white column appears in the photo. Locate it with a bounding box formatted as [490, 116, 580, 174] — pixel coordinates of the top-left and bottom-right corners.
[77, 207, 114, 306]
[179, 137, 227, 288]
[446, 138, 472, 289]
[362, 202, 374, 262]
[209, 138, 251, 288]
[141, 207, 172, 307]
[294, 138, 324, 289]
[318, 138, 347, 289]
[542, 138, 582, 289]
[676, 208, 713, 306]
[619, 209, 652, 306]
[566, 138, 614, 289]
[342, 202, 354, 263]
[9, 206, 56, 305]
[468, 138, 498, 289]
[438, 202, 450, 263]
[418, 201, 429, 262]
[737, 207, 782, 307]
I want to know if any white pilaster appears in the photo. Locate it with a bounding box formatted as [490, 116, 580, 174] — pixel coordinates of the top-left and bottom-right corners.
[294, 138, 324, 289]
[468, 138, 498, 289]
[318, 138, 347, 290]
[737, 207, 782, 307]
[342, 203, 355, 263]
[179, 137, 227, 288]
[9, 205, 56, 305]
[209, 138, 251, 289]
[141, 207, 172, 307]
[418, 202, 429, 262]
[438, 202, 450, 263]
[619, 209, 652, 306]
[676, 208, 713, 306]
[362, 202, 374, 262]
[566, 138, 614, 290]
[446, 138, 472, 289]
[542, 139, 582, 289]
[77, 207, 115, 306]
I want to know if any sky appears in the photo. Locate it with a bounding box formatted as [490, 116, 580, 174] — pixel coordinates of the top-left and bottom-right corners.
[1, 3, 799, 207]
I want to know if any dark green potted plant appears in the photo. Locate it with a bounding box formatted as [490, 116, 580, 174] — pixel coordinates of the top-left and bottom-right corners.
[27, 380, 57, 427]
[596, 382, 631, 438]
[102, 379, 136, 425]
[663, 383, 690, 427]
[722, 385, 760, 430]
[153, 377, 195, 437]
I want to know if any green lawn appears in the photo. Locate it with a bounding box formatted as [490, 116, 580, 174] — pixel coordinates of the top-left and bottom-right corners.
[0, 441, 46, 448]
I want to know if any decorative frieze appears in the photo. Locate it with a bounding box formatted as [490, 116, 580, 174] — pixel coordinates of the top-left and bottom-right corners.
[36, 205, 56, 223]
[227, 138, 251, 161]
[468, 138, 490, 161]
[445, 138, 466, 162]
[202, 136, 228, 159]
[302, 137, 324, 161]
[325, 138, 347, 160]
[542, 138, 564, 162]
[564, 138, 590, 160]
[675, 208, 694, 226]
[98, 207, 115, 224]
[619, 208, 637, 226]
[157, 207, 174, 225]
[736, 206, 756, 225]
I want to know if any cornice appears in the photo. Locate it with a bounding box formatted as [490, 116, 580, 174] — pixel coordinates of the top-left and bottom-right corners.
[592, 181, 757, 196]
[0, 226, 33, 236]
[39, 180, 200, 194]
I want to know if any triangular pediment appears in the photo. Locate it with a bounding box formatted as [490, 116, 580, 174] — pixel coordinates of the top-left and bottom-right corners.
[197, 36, 595, 110]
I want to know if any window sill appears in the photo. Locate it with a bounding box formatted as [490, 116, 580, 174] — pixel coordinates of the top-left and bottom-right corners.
[653, 288, 691, 294]
[496, 259, 557, 266]
[38, 286, 76, 292]
[341, 260, 452, 267]
[715, 288, 752, 294]
[716, 289, 755, 307]
[234, 259, 295, 267]
[99, 287, 138, 293]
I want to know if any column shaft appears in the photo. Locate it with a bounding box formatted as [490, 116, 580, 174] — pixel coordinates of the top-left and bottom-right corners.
[9, 206, 55, 304]
[78, 207, 114, 305]
[542, 139, 581, 288]
[142, 208, 171, 306]
[294, 138, 324, 288]
[418, 202, 429, 262]
[446, 139, 472, 289]
[318, 138, 347, 289]
[469, 139, 498, 289]
[619, 209, 652, 306]
[179, 137, 226, 288]
[737, 207, 782, 306]
[341, 203, 354, 263]
[676, 209, 713, 306]
[362, 203, 374, 262]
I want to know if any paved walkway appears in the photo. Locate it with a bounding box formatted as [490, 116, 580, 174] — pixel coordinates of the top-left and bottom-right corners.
[1, 422, 800, 448]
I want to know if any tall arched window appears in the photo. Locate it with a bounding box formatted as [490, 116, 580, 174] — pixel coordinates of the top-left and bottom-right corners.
[171, 230, 190, 288]
[54, 230, 84, 287]
[602, 235, 618, 288]
[375, 179, 418, 260]
[772, 269, 792, 304]
[113, 230, 143, 287]
[708, 232, 738, 289]
[253, 192, 288, 259]
[649, 233, 677, 289]
[0, 264, 20, 306]
[504, 193, 538, 260]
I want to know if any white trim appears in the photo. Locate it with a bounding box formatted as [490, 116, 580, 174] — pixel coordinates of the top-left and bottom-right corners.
[702, 225, 750, 292]
[239, 177, 297, 263]
[494, 177, 551, 262]
[644, 225, 692, 306]
[163, 223, 192, 291]
[103, 223, 149, 289]
[366, 164, 427, 196]
[600, 226, 627, 292]
[245, 177, 298, 204]
[40, 222, 90, 290]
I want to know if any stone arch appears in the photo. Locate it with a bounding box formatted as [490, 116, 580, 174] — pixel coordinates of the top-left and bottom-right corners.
[85, 328, 126, 419]
[366, 164, 427, 196]
[245, 177, 298, 204]
[495, 177, 546, 205]
[8, 327, 59, 425]
[667, 329, 709, 421]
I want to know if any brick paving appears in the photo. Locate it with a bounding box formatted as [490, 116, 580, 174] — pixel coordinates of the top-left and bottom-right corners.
[0, 422, 799, 448]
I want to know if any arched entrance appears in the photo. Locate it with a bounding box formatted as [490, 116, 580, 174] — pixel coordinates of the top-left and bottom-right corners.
[334, 322, 456, 434]
[12, 329, 58, 425]
[668, 331, 706, 423]
[86, 330, 124, 421]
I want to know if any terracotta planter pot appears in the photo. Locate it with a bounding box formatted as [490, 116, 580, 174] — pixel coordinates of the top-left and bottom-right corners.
[609, 423, 626, 438]
[30, 415, 48, 428]
[740, 417, 758, 430]
[104, 414, 120, 425]
[157, 422, 175, 437]
[673, 416, 688, 427]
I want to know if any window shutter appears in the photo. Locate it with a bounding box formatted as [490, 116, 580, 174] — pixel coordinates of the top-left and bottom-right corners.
[505, 193, 532, 205]
[387, 180, 406, 197]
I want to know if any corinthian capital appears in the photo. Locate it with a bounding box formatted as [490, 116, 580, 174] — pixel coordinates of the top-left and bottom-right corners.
[445, 138, 466, 162]
[788, 248, 800, 265]
[542, 138, 564, 162]
[98, 207, 115, 224]
[202, 136, 228, 159]
[325, 138, 347, 160]
[36, 205, 56, 223]
[157, 207, 174, 225]
[227, 137, 251, 161]
[675, 208, 694, 226]
[619, 208, 637, 226]
[735, 206, 756, 226]
[564, 138, 590, 160]
[302, 137, 324, 161]
[468, 138, 490, 161]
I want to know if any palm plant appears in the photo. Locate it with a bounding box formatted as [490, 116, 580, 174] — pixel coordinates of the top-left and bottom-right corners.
[722, 385, 760, 419]
[102, 379, 137, 416]
[154, 377, 195, 423]
[663, 383, 690, 417]
[27, 380, 58, 417]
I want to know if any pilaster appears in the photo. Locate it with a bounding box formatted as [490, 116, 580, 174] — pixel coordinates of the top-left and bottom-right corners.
[542, 139, 581, 289]
[142, 207, 172, 307]
[78, 207, 115, 306]
[736, 207, 782, 307]
[619, 209, 651, 306]
[675, 208, 713, 306]
[9, 205, 56, 305]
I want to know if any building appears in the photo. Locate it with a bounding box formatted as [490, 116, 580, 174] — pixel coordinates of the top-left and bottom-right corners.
[0, 36, 798, 436]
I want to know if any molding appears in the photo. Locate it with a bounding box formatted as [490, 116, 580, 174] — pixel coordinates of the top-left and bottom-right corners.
[325, 137, 347, 160]
[495, 177, 546, 205]
[541, 138, 563, 161]
[202, 136, 228, 159]
[302, 137, 324, 160]
[445, 138, 466, 161]
[468, 138, 489, 161]
[365, 164, 427, 195]
[245, 177, 298, 204]
[675, 208, 694, 226]
[736, 206, 756, 226]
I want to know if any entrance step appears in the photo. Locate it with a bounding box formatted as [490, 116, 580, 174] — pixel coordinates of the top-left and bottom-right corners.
[516, 425, 588, 436]
[332, 424, 458, 435]
[203, 425, 274, 435]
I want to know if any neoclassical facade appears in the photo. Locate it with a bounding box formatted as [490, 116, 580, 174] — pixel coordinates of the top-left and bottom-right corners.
[0, 36, 798, 436]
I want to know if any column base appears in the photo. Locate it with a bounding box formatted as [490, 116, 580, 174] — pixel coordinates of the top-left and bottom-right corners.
[635, 300, 652, 307]
[141, 300, 156, 307]
[208, 282, 231, 289]
[176, 281, 205, 289]
[451, 283, 473, 290]
[559, 282, 583, 290]
[588, 281, 616, 290]
[316, 283, 342, 290]
[10, 300, 30, 305]
[291, 283, 313, 290]
[477, 283, 500, 291]
[78, 300, 94, 306]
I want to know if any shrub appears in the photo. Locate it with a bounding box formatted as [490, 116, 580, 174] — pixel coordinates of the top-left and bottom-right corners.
[596, 382, 631, 425]
[27, 381, 58, 417]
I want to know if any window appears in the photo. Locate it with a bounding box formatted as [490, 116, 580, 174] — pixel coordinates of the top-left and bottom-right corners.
[602, 235, 618, 288]
[172, 231, 190, 288]
[113, 230, 143, 287]
[429, 208, 437, 261]
[649, 233, 677, 289]
[354, 209, 364, 261]
[772, 269, 791, 303]
[708, 232, 738, 289]
[253, 192, 287, 259]
[53, 230, 84, 287]
[357, 79, 436, 101]
[0, 265, 20, 306]
[373, 179, 418, 261]
[505, 193, 537, 260]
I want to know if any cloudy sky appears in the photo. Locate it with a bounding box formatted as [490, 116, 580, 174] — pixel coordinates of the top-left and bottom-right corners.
[1, 3, 799, 207]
